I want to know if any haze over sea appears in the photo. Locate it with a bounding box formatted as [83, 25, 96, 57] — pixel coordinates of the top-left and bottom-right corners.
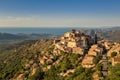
[0, 27, 92, 35]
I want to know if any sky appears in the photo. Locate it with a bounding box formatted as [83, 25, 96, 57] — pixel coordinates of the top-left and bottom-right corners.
[0, 0, 120, 28]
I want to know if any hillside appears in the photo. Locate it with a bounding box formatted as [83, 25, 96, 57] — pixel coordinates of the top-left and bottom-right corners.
[0, 39, 93, 80]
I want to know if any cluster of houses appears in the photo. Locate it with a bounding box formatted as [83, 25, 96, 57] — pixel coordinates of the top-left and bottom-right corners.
[54, 29, 105, 68]
[98, 40, 120, 66]
[82, 40, 120, 68]
[53, 29, 120, 68]
[54, 30, 94, 55]
[82, 44, 104, 68]
[107, 43, 120, 66]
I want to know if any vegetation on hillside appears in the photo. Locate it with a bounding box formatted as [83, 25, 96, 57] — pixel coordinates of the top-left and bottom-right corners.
[0, 39, 93, 80]
[107, 63, 120, 80]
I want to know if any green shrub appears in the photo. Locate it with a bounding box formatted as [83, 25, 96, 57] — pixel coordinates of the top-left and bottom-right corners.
[111, 52, 117, 57]
[93, 55, 102, 64]
[96, 63, 102, 71]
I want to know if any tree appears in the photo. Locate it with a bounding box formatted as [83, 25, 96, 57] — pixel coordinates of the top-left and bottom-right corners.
[109, 63, 120, 80]
[93, 55, 102, 64]
[98, 71, 103, 77]
[72, 66, 85, 77]
[60, 57, 73, 72]
[85, 68, 91, 74]
[29, 68, 44, 80]
[96, 63, 102, 71]
[69, 54, 80, 68]
[44, 66, 60, 80]
[111, 52, 117, 57]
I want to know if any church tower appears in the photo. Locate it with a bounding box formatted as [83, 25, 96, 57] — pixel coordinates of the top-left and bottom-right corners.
[94, 31, 97, 44]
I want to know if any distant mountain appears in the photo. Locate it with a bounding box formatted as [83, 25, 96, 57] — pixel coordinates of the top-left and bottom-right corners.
[78, 27, 120, 42]
[0, 33, 53, 41]
[104, 26, 120, 30]
[97, 30, 120, 42]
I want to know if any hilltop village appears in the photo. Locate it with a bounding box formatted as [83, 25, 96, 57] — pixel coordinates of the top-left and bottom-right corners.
[54, 30, 94, 54]
[54, 29, 103, 68]
[54, 30, 120, 68]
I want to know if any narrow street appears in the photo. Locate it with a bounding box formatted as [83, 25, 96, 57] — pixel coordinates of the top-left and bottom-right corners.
[101, 54, 108, 78]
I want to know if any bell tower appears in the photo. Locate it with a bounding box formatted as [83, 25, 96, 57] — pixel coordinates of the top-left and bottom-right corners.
[94, 31, 97, 44]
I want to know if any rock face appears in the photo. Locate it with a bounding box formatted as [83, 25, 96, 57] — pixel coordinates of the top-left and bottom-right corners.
[54, 30, 94, 55]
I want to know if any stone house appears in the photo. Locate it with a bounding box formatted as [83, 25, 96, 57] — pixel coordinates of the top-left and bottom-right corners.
[55, 43, 66, 51]
[88, 44, 103, 56]
[72, 47, 84, 55]
[82, 55, 95, 68]
[64, 32, 71, 38]
[67, 41, 79, 48]
[88, 50, 98, 56]
[112, 56, 120, 66]
[107, 43, 120, 56]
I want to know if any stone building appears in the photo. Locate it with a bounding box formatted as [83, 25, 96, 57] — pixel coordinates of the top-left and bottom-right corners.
[112, 56, 120, 66]
[67, 41, 80, 48]
[107, 43, 120, 56]
[88, 44, 103, 56]
[82, 55, 95, 68]
[72, 47, 84, 55]
[54, 30, 94, 54]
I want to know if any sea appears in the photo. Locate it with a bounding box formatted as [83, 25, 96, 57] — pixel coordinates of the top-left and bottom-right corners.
[0, 27, 92, 35]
